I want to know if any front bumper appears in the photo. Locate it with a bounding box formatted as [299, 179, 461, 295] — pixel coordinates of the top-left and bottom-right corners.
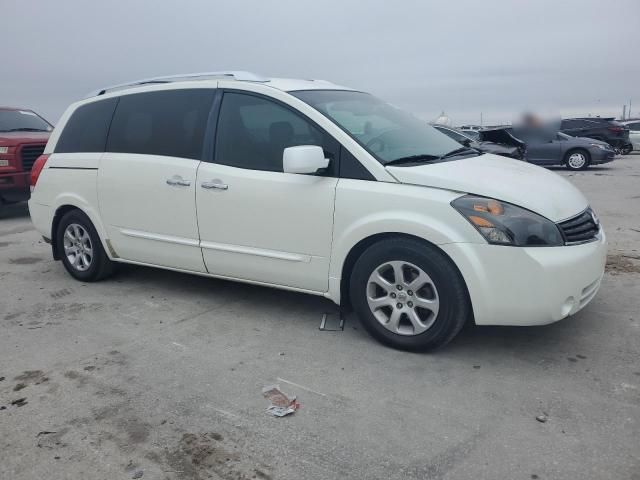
[590, 148, 616, 164]
[441, 230, 607, 326]
[0, 171, 30, 202]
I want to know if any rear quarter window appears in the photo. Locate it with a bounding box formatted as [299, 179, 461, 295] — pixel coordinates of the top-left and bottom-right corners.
[106, 89, 214, 160]
[54, 98, 118, 153]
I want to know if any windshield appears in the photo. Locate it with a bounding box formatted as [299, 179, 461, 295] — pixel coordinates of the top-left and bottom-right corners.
[291, 90, 462, 164]
[0, 109, 52, 132]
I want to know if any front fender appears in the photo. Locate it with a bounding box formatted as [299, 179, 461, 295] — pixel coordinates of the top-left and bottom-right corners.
[326, 180, 483, 303]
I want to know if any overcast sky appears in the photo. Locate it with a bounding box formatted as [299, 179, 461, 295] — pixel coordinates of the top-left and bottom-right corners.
[2, 0, 639, 126]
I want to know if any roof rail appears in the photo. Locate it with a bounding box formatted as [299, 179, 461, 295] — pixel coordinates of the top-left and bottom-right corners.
[86, 71, 268, 97]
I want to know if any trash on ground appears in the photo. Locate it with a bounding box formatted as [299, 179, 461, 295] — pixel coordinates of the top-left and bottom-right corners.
[262, 385, 300, 417]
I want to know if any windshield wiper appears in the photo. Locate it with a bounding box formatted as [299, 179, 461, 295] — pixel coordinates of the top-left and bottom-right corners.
[385, 154, 440, 166]
[438, 146, 480, 160]
[7, 127, 48, 132]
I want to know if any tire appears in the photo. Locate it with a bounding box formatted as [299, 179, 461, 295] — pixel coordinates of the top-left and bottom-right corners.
[621, 144, 633, 155]
[349, 237, 471, 351]
[55, 209, 114, 282]
[564, 149, 590, 171]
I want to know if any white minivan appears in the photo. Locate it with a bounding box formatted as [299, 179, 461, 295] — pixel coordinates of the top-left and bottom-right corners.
[28, 71, 607, 351]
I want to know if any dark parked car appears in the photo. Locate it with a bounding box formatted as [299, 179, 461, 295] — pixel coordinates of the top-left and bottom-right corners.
[433, 125, 522, 159]
[560, 117, 632, 154]
[479, 127, 615, 170]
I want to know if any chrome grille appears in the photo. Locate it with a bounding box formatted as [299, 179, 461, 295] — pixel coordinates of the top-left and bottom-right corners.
[20, 144, 46, 171]
[558, 209, 599, 244]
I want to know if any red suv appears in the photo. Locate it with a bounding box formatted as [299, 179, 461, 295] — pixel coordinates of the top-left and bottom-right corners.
[0, 107, 52, 209]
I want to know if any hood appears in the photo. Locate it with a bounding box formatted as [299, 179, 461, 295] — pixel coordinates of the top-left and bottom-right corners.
[478, 128, 526, 148]
[386, 154, 588, 222]
[473, 141, 522, 158]
[0, 131, 50, 145]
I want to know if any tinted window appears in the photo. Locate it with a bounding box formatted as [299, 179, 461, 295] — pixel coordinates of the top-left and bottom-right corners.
[563, 119, 601, 130]
[215, 92, 326, 172]
[627, 122, 640, 131]
[107, 89, 214, 160]
[55, 99, 117, 153]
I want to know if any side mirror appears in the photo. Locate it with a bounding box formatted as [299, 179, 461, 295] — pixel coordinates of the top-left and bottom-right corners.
[461, 139, 471, 147]
[283, 145, 329, 174]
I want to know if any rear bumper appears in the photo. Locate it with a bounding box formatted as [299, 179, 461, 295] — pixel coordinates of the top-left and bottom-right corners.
[0, 171, 30, 202]
[28, 201, 52, 238]
[441, 230, 607, 326]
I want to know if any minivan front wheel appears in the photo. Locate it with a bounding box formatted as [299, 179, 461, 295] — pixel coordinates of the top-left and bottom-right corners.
[349, 238, 470, 351]
[56, 210, 114, 281]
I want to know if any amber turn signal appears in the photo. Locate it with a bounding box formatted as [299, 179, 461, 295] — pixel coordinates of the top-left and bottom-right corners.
[473, 199, 504, 216]
[469, 215, 494, 228]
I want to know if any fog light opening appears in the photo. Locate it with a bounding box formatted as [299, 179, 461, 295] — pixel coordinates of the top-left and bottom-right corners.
[561, 297, 575, 318]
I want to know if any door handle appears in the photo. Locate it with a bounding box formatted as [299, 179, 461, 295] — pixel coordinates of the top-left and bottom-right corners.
[166, 176, 191, 187]
[201, 180, 228, 190]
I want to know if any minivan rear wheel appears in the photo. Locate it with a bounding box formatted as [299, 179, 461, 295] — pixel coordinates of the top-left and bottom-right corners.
[56, 210, 114, 281]
[349, 238, 470, 351]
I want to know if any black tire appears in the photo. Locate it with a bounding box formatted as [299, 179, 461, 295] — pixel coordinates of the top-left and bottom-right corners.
[564, 149, 590, 171]
[55, 209, 114, 282]
[621, 144, 633, 155]
[349, 237, 471, 351]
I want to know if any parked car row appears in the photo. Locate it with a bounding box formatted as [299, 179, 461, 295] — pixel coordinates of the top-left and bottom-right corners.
[480, 127, 615, 170]
[433, 123, 616, 170]
[27, 72, 607, 351]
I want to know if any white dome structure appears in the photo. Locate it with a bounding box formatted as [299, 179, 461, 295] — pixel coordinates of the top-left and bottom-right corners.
[433, 111, 452, 126]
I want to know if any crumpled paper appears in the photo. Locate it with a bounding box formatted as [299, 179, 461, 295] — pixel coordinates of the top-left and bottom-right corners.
[262, 385, 300, 417]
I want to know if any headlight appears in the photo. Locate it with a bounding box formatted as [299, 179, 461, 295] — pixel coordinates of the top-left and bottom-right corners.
[452, 195, 564, 246]
[0, 147, 8, 154]
[590, 143, 607, 150]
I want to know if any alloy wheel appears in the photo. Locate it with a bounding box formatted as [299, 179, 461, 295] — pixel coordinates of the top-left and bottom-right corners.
[63, 223, 93, 272]
[366, 260, 439, 335]
[567, 152, 586, 169]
